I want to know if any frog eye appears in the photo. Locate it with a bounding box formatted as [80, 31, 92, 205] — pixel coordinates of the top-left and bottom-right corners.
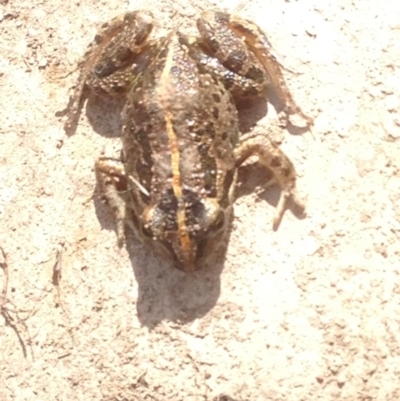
[200, 198, 225, 232]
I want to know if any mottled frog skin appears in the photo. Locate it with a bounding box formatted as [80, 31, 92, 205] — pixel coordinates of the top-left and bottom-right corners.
[65, 10, 312, 271]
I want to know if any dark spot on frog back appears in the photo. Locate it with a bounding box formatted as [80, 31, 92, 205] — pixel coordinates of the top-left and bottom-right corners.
[212, 93, 221, 103]
[170, 65, 181, 76]
[212, 107, 219, 119]
[196, 142, 217, 197]
[147, 101, 162, 115]
[270, 156, 282, 168]
[247, 65, 266, 82]
[225, 50, 247, 71]
[282, 166, 292, 177]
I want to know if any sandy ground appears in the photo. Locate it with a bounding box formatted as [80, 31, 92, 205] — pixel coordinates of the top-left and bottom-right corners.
[1, 0, 400, 400]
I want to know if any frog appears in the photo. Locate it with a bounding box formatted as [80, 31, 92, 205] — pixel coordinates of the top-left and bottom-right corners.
[65, 10, 312, 272]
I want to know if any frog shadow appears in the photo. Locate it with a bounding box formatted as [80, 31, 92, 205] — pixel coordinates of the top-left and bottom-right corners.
[237, 89, 310, 136]
[93, 188, 231, 327]
[58, 88, 125, 138]
[127, 232, 230, 328]
[236, 163, 306, 222]
[85, 94, 125, 138]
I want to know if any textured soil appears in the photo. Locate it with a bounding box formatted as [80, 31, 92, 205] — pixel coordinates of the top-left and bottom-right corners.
[1, 0, 400, 400]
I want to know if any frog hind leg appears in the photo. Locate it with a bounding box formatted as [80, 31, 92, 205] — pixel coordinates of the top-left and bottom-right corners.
[234, 135, 305, 229]
[195, 13, 269, 99]
[180, 34, 267, 101]
[229, 14, 313, 128]
[198, 11, 313, 129]
[64, 11, 154, 132]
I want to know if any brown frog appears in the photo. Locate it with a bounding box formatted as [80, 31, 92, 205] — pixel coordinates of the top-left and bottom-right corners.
[65, 10, 312, 271]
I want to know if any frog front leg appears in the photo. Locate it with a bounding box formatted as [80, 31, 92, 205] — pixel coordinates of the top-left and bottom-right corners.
[197, 11, 313, 128]
[95, 157, 130, 247]
[65, 10, 154, 131]
[234, 135, 305, 229]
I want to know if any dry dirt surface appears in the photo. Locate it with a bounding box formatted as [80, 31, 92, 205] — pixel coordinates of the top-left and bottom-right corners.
[1, 0, 400, 400]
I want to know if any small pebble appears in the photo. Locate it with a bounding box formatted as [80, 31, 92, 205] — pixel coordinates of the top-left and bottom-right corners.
[38, 57, 48, 68]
